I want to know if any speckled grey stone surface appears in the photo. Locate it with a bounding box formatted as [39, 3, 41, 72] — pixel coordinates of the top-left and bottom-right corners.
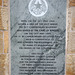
[10, 0, 66, 75]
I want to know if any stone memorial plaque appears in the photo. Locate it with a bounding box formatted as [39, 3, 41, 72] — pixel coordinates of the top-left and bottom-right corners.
[10, 0, 66, 75]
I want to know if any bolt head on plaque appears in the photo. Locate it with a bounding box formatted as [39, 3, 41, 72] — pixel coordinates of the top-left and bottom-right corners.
[28, 0, 48, 17]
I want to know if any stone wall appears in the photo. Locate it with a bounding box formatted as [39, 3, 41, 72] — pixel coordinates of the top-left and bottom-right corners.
[66, 0, 75, 75]
[0, 0, 9, 75]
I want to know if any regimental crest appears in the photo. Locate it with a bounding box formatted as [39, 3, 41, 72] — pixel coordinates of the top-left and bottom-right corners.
[28, 0, 48, 17]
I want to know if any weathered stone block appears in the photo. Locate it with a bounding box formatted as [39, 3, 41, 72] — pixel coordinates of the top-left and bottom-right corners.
[0, 31, 3, 53]
[4, 31, 9, 53]
[69, 0, 75, 6]
[66, 55, 75, 75]
[1, 7, 8, 30]
[3, 0, 8, 7]
[0, 7, 8, 30]
[0, 54, 9, 75]
[0, 0, 2, 6]
[0, 7, 3, 30]
[67, 32, 75, 54]
[71, 7, 75, 31]
[71, 18, 75, 30]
